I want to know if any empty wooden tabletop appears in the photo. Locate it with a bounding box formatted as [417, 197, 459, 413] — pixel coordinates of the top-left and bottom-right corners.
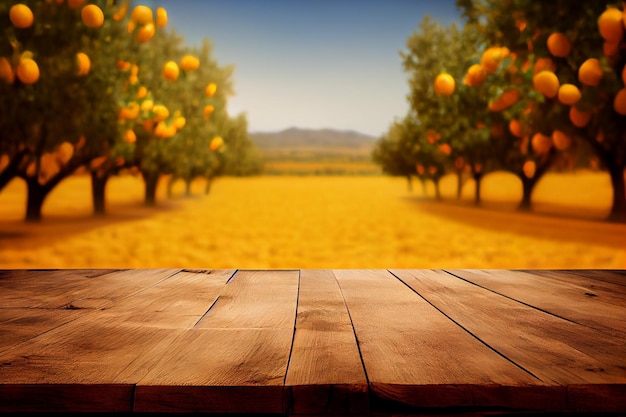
[0, 269, 624, 415]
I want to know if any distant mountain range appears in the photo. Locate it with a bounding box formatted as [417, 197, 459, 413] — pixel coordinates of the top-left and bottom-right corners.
[250, 127, 378, 151]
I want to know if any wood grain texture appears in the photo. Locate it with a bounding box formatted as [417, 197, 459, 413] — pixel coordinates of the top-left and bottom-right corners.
[447, 269, 626, 336]
[195, 269, 299, 329]
[285, 269, 368, 415]
[133, 270, 300, 413]
[99, 269, 235, 328]
[333, 269, 548, 412]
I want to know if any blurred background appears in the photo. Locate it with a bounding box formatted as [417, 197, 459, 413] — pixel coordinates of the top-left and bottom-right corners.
[0, 0, 624, 269]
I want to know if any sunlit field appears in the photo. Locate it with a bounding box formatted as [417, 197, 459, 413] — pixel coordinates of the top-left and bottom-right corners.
[0, 172, 624, 269]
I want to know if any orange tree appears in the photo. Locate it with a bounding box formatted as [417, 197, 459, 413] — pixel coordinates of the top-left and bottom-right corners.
[0, 0, 128, 221]
[372, 115, 422, 192]
[458, 0, 626, 221]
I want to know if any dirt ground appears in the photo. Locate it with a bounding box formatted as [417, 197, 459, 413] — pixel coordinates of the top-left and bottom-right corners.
[0, 171, 624, 269]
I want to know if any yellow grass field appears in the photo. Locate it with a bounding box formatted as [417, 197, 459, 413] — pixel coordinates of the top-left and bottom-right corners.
[0, 172, 624, 269]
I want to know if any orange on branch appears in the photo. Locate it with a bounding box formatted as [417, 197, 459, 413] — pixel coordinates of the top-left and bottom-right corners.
[533, 57, 556, 74]
[434, 72, 455, 96]
[16, 58, 39, 84]
[76, 52, 90, 76]
[123, 129, 136, 144]
[533, 70, 559, 98]
[523, 160, 536, 178]
[135, 23, 155, 43]
[598, 7, 623, 42]
[173, 116, 186, 130]
[547, 33, 571, 57]
[569, 107, 592, 127]
[81, 4, 104, 28]
[578, 58, 603, 87]
[464, 64, 486, 86]
[603, 41, 619, 57]
[557, 83, 581, 106]
[9, 4, 34, 29]
[152, 104, 169, 121]
[206, 82, 217, 97]
[509, 119, 523, 138]
[552, 130, 572, 151]
[179, 55, 200, 71]
[438, 144, 451, 155]
[489, 89, 520, 111]
[131, 5, 153, 25]
[141, 99, 153, 112]
[614, 88, 626, 115]
[0, 57, 15, 84]
[203, 104, 214, 119]
[210, 136, 224, 151]
[136, 85, 148, 99]
[531, 133, 552, 154]
[162, 61, 179, 81]
[481, 46, 509, 74]
[156, 7, 168, 27]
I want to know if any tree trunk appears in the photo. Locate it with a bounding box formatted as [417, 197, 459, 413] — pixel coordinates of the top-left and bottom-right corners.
[434, 178, 441, 200]
[91, 170, 109, 216]
[25, 178, 47, 222]
[473, 172, 483, 205]
[185, 178, 192, 197]
[420, 178, 427, 196]
[143, 172, 159, 206]
[167, 176, 176, 198]
[0, 150, 27, 192]
[406, 175, 412, 192]
[456, 169, 463, 200]
[607, 163, 626, 222]
[518, 175, 536, 211]
[205, 177, 213, 195]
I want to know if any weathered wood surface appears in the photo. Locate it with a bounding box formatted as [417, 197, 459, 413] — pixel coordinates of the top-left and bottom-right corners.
[0, 269, 623, 415]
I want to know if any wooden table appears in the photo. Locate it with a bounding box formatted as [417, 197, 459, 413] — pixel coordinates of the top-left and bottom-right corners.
[0, 269, 624, 415]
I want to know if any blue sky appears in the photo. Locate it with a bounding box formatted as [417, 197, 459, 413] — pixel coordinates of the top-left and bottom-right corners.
[146, 1, 462, 136]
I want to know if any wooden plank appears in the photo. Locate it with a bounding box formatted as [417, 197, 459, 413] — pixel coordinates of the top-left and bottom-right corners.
[333, 269, 555, 413]
[99, 269, 235, 328]
[545, 269, 626, 287]
[0, 312, 182, 412]
[133, 270, 300, 414]
[0, 308, 80, 355]
[285, 270, 368, 415]
[391, 269, 626, 412]
[526, 269, 626, 302]
[447, 269, 626, 336]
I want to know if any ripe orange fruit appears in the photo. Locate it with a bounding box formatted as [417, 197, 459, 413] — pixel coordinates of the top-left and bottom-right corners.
[179, 55, 200, 71]
[152, 104, 169, 121]
[141, 99, 153, 112]
[509, 119, 522, 138]
[203, 104, 214, 119]
[533, 57, 556, 74]
[76, 52, 90, 76]
[464, 64, 486, 86]
[136, 86, 148, 99]
[481, 46, 509, 74]
[173, 116, 186, 130]
[0, 57, 15, 84]
[16, 58, 39, 84]
[578, 58, 603, 87]
[124, 129, 137, 144]
[156, 7, 168, 27]
[438, 144, 451, 155]
[206, 82, 217, 97]
[210, 136, 224, 151]
[67, 0, 86, 9]
[598, 7, 623, 42]
[547, 33, 571, 57]
[488, 89, 520, 112]
[552, 130, 572, 151]
[533, 70, 560, 98]
[434, 72, 455, 96]
[135, 23, 155, 43]
[81, 4, 104, 28]
[523, 160, 536, 178]
[9, 4, 34, 29]
[531, 132, 552, 154]
[131, 5, 153, 25]
[162, 61, 179, 81]
[569, 107, 592, 127]
[614, 88, 626, 115]
[557, 83, 581, 106]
